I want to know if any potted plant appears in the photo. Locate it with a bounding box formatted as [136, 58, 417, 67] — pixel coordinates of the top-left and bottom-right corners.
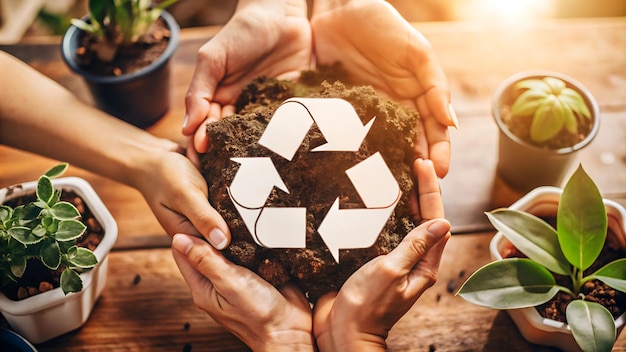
[0, 163, 118, 344]
[457, 164, 626, 352]
[492, 71, 600, 193]
[61, 0, 180, 128]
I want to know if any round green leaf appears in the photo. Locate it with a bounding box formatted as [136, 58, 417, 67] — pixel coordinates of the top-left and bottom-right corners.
[567, 300, 616, 352]
[543, 76, 566, 93]
[515, 78, 551, 93]
[51, 201, 81, 220]
[9, 254, 27, 278]
[486, 209, 570, 275]
[511, 89, 547, 117]
[40, 239, 61, 270]
[36, 175, 54, 205]
[560, 87, 591, 119]
[60, 268, 83, 295]
[67, 246, 98, 269]
[44, 163, 68, 178]
[456, 258, 560, 309]
[55, 220, 87, 241]
[0, 205, 12, 223]
[9, 226, 43, 245]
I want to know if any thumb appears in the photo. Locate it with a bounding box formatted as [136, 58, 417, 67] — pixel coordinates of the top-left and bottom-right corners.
[386, 218, 450, 271]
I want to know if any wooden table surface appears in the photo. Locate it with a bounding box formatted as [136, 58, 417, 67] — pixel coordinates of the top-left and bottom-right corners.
[1, 17, 626, 352]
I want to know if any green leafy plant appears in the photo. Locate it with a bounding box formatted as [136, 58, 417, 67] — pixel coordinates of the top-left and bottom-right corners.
[0, 163, 98, 296]
[71, 0, 178, 62]
[510, 76, 591, 143]
[457, 165, 626, 352]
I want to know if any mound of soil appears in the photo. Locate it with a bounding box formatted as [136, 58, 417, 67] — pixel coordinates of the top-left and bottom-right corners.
[200, 70, 420, 301]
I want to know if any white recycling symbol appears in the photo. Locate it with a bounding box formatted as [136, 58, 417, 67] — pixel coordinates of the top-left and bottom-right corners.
[227, 98, 401, 263]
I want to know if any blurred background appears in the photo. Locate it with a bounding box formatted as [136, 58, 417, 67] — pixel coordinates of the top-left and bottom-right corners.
[1, 0, 626, 44]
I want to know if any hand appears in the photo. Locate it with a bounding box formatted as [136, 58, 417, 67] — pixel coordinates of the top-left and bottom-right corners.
[182, 0, 312, 158]
[312, 158, 451, 351]
[171, 234, 315, 351]
[131, 149, 231, 249]
[311, 0, 457, 177]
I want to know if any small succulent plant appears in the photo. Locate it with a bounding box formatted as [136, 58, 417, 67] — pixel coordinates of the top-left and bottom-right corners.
[0, 163, 97, 295]
[457, 165, 626, 352]
[71, 0, 178, 62]
[510, 76, 591, 143]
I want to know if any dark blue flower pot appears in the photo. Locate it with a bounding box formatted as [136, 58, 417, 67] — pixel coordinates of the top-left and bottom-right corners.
[61, 11, 180, 129]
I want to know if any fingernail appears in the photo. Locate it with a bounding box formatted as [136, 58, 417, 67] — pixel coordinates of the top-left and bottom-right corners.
[427, 219, 451, 239]
[182, 114, 189, 129]
[172, 234, 193, 255]
[209, 228, 227, 250]
[448, 103, 459, 129]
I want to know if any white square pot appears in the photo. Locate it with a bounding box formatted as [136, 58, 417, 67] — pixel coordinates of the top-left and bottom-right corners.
[489, 186, 626, 352]
[0, 177, 118, 344]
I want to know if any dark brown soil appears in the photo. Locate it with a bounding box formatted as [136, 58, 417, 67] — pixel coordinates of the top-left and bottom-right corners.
[503, 216, 626, 323]
[200, 69, 420, 302]
[1, 191, 104, 301]
[75, 17, 170, 76]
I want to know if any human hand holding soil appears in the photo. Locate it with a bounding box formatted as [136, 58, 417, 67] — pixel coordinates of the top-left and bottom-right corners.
[182, 0, 312, 162]
[171, 234, 316, 351]
[311, 0, 457, 178]
[312, 158, 451, 351]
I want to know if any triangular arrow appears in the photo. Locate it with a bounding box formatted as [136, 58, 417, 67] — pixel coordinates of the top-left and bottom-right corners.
[229, 157, 288, 208]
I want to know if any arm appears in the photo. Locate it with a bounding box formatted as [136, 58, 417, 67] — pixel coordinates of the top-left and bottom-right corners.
[0, 51, 230, 248]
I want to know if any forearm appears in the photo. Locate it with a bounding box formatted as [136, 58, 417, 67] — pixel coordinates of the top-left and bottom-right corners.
[0, 51, 177, 188]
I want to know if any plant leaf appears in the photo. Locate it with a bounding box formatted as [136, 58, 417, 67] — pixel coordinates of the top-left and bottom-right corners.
[9, 254, 27, 278]
[44, 163, 68, 178]
[515, 78, 551, 93]
[9, 226, 43, 245]
[589, 258, 626, 293]
[67, 245, 98, 269]
[543, 76, 566, 93]
[567, 300, 616, 352]
[558, 165, 607, 271]
[486, 209, 570, 275]
[89, 0, 111, 29]
[0, 205, 12, 224]
[560, 103, 578, 134]
[60, 268, 83, 295]
[40, 239, 61, 270]
[510, 89, 547, 117]
[530, 95, 564, 142]
[55, 220, 86, 241]
[560, 87, 591, 119]
[36, 175, 54, 205]
[456, 258, 559, 309]
[51, 201, 81, 220]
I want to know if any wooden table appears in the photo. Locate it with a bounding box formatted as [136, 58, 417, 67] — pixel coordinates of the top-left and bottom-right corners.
[1, 17, 626, 352]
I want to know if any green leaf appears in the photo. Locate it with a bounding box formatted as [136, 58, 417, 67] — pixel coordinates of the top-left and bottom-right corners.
[456, 258, 560, 309]
[31, 224, 47, 237]
[558, 165, 607, 271]
[589, 258, 626, 293]
[55, 220, 86, 241]
[515, 78, 551, 93]
[51, 202, 81, 220]
[530, 95, 565, 142]
[543, 76, 566, 93]
[486, 209, 570, 275]
[36, 175, 54, 205]
[67, 246, 98, 269]
[70, 19, 98, 33]
[9, 254, 27, 278]
[567, 300, 616, 352]
[560, 87, 591, 119]
[561, 104, 578, 134]
[60, 268, 83, 295]
[40, 239, 61, 270]
[0, 205, 12, 223]
[510, 89, 547, 117]
[89, 0, 111, 29]
[44, 163, 68, 178]
[9, 227, 43, 245]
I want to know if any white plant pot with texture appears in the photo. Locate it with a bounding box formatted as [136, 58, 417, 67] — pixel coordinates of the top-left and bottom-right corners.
[0, 177, 117, 344]
[492, 71, 600, 193]
[489, 186, 626, 352]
